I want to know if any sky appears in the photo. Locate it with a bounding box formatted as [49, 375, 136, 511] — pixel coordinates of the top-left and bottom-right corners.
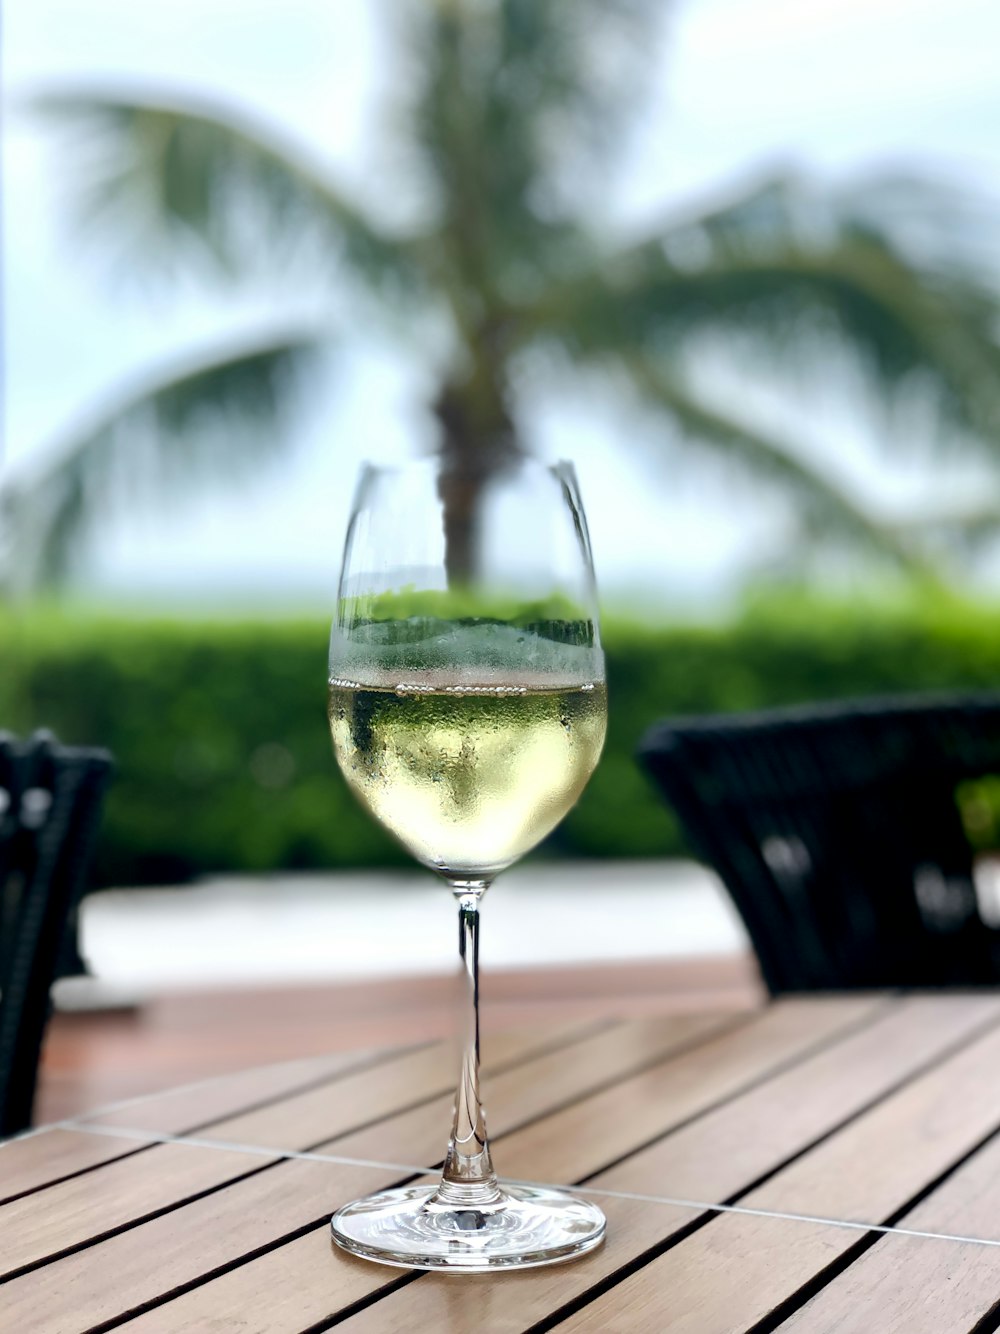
[5, 0, 1000, 607]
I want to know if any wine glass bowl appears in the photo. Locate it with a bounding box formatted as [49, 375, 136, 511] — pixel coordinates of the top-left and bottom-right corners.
[327, 455, 607, 1271]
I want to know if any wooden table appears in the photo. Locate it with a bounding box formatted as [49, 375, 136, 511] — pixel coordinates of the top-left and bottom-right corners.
[5, 994, 1000, 1332]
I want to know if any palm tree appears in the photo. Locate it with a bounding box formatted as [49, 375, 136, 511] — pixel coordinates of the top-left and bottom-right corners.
[5, 0, 1000, 589]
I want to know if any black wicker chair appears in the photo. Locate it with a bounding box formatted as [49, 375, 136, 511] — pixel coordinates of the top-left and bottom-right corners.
[638, 694, 1000, 994]
[0, 732, 112, 1135]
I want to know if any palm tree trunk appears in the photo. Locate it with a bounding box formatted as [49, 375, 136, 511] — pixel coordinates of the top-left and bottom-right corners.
[437, 464, 491, 587]
[433, 374, 520, 587]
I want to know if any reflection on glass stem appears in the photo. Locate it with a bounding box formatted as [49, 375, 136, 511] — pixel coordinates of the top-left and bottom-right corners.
[430, 883, 504, 1208]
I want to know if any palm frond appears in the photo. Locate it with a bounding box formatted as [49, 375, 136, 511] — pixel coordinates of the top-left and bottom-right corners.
[830, 169, 1000, 289]
[886, 495, 1000, 557]
[622, 355, 933, 574]
[520, 174, 1000, 449]
[1, 328, 325, 590]
[29, 87, 417, 287]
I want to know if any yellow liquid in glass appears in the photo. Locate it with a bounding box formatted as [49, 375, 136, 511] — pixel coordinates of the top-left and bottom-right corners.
[329, 679, 607, 878]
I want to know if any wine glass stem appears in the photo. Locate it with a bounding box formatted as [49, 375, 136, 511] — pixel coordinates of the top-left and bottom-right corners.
[433, 881, 502, 1207]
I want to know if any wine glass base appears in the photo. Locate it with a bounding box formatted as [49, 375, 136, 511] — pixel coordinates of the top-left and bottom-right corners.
[330, 1182, 606, 1272]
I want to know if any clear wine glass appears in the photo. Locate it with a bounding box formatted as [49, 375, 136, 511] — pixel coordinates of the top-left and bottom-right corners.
[327, 455, 607, 1271]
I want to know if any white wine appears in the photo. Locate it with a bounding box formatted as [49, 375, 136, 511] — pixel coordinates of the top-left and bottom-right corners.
[329, 677, 607, 879]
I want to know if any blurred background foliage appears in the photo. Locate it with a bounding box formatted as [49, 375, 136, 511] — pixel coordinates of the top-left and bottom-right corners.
[5, 0, 1000, 892]
[4, 0, 1000, 589]
[5, 598, 1000, 886]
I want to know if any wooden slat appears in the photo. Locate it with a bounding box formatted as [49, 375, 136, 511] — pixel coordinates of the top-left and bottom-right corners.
[0, 1019, 603, 1278]
[196, 1018, 606, 1151]
[0, 1160, 434, 1334]
[593, 994, 1000, 1200]
[322, 1011, 736, 1169]
[744, 1018, 1000, 1220]
[472, 997, 881, 1185]
[135, 1195, 708, 1334]
[0, 1129, 145, 1206]
[81, 1047, 405, 1133]
[48, 1000, 872, 1332]
[0, 1142, 269, 1277]
[82, 1021, 603, 1137]
[781, 1125, 1000, 1332]
[0, 1015, 723, 1296]
[0, 1050, 410, 1203]
[7, 1022, 606, 1213]
[8, 996, 975, 1334]
[548, 1012, 1000, 1332]
[115, 1222, 412, 1334]
[38, 956, 762, 1123]
[310, 996, 998, 1334]
[780, 1237, 1000, 1334]
[560, 1213, 853, 1334]
[0, 1004, 822, 1330]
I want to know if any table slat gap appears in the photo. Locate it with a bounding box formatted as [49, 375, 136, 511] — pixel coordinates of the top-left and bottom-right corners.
[81, 1210, 387, 1334]
[191, 1017, 628, 1158]
[739, 1228, 883, 1334]
[0, 1163, 428, 1334]
[150, 1043, 424, 1136]
[1, 1045, 435, 1207]
[572, 997, 892, 1186]
[435, 1011, 753, 1165]
[77, 1045, 421, 1133]
[547, 1217, 876, 1334]
[709, 1001, 1000, 1213]
[297, 1272, 423, 1334]
[742, 1018, 1000, 1222]
[354, 1006, 849, 1195]
[967, 1298, 1000, 1334]
[0, 1153, 281, 1288]
[0, 1138, 153, 1210]
[3, 1062, 414, 1214]
[780, 1105, 1000, 1331]
[519, 1210, 717, 1334]
[329, 1207, 719, 1334]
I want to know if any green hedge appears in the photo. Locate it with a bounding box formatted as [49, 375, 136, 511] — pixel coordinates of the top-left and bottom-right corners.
[3, 598, 1000, 885]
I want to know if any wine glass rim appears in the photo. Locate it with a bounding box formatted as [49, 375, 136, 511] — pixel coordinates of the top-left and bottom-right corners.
[355, 456, 580, 481]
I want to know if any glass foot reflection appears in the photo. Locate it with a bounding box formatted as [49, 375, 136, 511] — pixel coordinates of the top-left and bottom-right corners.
[331, 1182, 606, 1272]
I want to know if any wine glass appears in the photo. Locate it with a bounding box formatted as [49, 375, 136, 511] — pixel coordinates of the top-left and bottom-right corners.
[327, 454, 607, 1271]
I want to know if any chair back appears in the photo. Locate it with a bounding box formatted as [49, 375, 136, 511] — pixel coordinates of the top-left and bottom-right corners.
[639, 694, 1000, 993]
[0, 733, 112, 1135]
